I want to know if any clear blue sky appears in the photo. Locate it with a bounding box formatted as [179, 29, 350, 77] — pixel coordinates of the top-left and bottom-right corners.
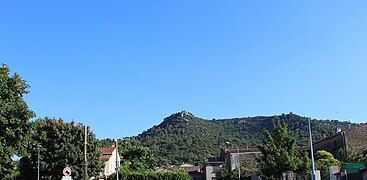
[1, 1, 367, 139]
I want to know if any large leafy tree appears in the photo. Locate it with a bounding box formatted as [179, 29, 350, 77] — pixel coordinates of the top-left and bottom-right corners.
[102, 138, 157, 179]
[19, 117, 103, 180]
[217, 166, 236, 180]
[118, 138, 157, 172]
[346, 142, 367, 163]
[0, 64, 35, 178]
[315, 150, 339, 179]
[258, 120, 310, 179]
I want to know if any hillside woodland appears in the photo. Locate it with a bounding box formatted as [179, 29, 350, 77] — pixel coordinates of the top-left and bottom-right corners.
[104, 111, 351, 165]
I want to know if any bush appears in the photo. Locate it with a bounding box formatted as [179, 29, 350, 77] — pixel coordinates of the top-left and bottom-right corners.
[107, 170, 190, 180]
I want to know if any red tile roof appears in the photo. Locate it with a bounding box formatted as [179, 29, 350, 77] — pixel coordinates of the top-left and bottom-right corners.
[99, 147, 116, 161]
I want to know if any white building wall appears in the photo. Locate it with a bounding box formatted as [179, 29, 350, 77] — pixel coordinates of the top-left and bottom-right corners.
[103, 149, 121, 177]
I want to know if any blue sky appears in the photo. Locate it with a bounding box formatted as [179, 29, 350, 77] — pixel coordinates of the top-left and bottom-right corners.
[1, 1, 367, 139]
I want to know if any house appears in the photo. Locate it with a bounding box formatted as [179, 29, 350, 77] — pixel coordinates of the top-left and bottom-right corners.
[313, 124, 367, 180]
[99, 147, 120, 179]
[312, 123, 367, 161]
[179, 163, 201, 172]
[203, 157, 225, 180]
[177, 164, 203, 180]
[221, 146, 262, 171]
[312, 131, 347, 160]
[202, 146, 262, 180]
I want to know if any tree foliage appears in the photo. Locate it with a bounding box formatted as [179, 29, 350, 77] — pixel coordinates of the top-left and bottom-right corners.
[240, 155, 260, 178]
[315, 150, 339, 179]
[216, 166, 232, 180]
[118, 138, 157, 172]
[98, 138, 157, 172]
[99, 138, 158, 179]
[19, 117, 103, 179]
[0, 64, 35, 178]
[217, 166, 238, 180]
[107, 170, 190, 180]
[346, 142, 367, 163]
[258, 120, 310, 179]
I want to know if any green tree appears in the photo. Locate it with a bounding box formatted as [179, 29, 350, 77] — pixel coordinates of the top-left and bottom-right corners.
[217, 166, 234, 180]
[19, 117, 103, 179]
[104, 138, 158, 179]
[3, 159, 20, 180]
[258, 120, 310, 179]
[118, 138, 157, 172]
[108, 170, 190, 180]
[314, 150, 339, 179]
[0, 64, 35, 178]
[240, 155, 260, 178]
[346, 143, 367, 163]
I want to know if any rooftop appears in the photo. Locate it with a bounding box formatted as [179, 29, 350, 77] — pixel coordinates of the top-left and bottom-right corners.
[99, 147, 116, 161]
[345, 123, 367, 153]
[223, 146, 261, 154]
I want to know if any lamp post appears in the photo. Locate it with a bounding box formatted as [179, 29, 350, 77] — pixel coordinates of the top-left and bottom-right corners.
[308, 118, 316, 180]
[226, 142, 240, 180]
[36, 144, 42, 180]
[115, 139, 119, 180]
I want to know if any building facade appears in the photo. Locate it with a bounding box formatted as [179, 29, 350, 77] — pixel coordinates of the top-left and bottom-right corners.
[99, 147, 121, 178]
[203, 157, 225, 180]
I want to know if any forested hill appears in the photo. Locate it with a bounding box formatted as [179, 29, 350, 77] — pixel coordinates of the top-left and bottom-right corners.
[127, 111, 351, 165]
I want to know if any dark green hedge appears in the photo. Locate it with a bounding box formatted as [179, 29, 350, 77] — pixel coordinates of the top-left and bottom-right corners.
[107, 170, 190, 180]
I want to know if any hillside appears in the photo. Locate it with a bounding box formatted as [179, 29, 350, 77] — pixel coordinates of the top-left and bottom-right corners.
[126, 111, 352, 165]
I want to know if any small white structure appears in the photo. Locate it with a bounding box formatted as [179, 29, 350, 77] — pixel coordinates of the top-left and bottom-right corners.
[329, 166, 340, 180]
[315, 170, 321, 180]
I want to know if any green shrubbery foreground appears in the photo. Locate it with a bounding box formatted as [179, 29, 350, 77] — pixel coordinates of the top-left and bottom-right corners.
[107, 170, 190, 180]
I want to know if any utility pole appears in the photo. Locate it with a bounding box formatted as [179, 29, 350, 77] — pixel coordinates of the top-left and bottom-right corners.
[115, 139, 119, 180]
[84, 126, 88, 180]
[308, 118, 316, 180]
[37, 144, 42, 180]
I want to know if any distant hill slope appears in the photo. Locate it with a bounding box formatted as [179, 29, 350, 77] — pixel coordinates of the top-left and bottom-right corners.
[127, 111, 352, 165]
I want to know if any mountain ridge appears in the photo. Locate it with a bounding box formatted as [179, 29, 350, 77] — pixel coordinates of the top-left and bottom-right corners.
[125, 111, 353, 165]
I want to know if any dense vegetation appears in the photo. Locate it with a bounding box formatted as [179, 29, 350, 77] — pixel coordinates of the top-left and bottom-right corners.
[315, 150, 340, 179]
[19, 118, 103, 180]
[107, 170, 190, 180]
[258, 120, 310, 179]
[118, 138, 157, 172]
[120, 111, 351, 165]
[0, 64, 35, 179]
[0, 65, 104, 179]
[1, 65, 361, 179]
[100, 138, 188, 180]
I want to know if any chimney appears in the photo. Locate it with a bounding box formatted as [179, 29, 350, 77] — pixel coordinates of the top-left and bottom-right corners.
[348, 119, 352, 129]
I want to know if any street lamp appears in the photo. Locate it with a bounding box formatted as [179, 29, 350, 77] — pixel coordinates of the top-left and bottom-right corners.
[226, 142, 240, 180]
[115, 139, 119, 180]
[36, 144, 42, 180]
